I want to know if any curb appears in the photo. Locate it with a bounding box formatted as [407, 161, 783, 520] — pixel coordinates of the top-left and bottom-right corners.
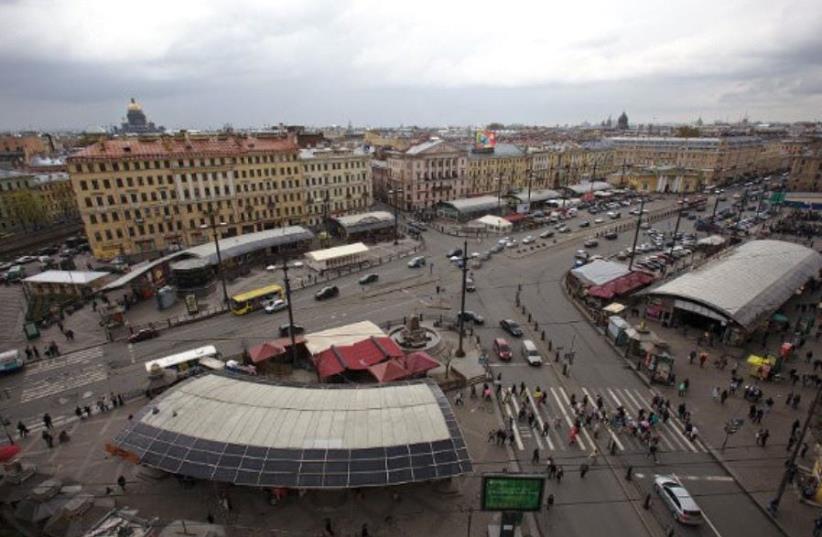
[560, 274, 792, 537]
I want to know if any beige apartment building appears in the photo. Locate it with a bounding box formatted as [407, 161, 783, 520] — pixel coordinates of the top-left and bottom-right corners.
[467, 143, 529, 196]
[385, 139, 469, 212]
[0, 169, 79, 234]
[299, 146, 373, 228]
[788, 140, 822, 192]
[67, 133, 306, 260]
[609, 136, 779, 186]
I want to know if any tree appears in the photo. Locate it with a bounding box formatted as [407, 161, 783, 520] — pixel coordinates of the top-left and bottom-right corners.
[486, 122, 505, 130]
[6, 190, 46, 232]
[675, 126, 701, 138]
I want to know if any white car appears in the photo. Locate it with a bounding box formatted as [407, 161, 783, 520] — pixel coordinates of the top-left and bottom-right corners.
[654, 475, 703, 525]
[522, 235, 535, 244]
[15, 255, 35, 264]
[263, 298, 288, 314]
[594, 218, 604, 224]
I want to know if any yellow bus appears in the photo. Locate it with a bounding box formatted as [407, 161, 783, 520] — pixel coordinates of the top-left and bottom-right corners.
[230, 284, 284, 315]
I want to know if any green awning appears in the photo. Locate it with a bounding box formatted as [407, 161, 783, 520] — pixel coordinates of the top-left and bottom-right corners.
[772, 313, 789, 323]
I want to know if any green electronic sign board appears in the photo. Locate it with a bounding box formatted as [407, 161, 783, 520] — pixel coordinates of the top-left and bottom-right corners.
[481, 474, 545, 512]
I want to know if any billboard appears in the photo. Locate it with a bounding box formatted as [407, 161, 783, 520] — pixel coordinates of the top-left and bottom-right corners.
[475, 130, 497, 150]
[481, 474, 545, 511]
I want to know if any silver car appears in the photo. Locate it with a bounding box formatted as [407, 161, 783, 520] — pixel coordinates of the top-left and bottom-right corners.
[654, 475, 703, 525]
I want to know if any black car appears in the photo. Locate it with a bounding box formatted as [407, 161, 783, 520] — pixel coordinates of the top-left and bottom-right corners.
[457, 310, 484, 325]
[500, 319, 523, 337]
[358, 273, 379, 285]
[279, 323, 305, 337]
[315, 285, 340, 300]
[127, 327, 158, 344]
[604, 231, 618, 240]
[446, 248, 463, 258]
[579, 221, 590, 228]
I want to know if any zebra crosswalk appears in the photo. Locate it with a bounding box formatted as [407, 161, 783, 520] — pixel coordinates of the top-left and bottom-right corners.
[501, 385, 707, 455]
[20, 346, 108, 404]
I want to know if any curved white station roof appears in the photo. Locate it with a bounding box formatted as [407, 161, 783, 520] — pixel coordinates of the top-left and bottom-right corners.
[646, 240, 822, 329]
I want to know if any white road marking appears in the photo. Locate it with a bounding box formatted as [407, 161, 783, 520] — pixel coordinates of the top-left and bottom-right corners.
[503, 402, 525, 451]
[582, 387, 624, 451]
[629, 389, 694, 452]
[20, 365, 108, 403]
[552, 387, 587, 451]
[526, 389, 553, 450]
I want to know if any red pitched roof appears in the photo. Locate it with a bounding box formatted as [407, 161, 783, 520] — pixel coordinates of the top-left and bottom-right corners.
[503, 213, 527, 223]
[368, 361, 410, 383]
[588, 271, 655, 300]
[402, 352, 440, 375]
[248, 336, 305, 364]
[313, 336, 404, 380]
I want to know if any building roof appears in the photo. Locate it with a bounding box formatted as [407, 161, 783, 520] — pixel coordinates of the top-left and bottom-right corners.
[110, 374, 471, 489]
[102, 251, 188, 291]
[570, 260, 631, 287]
[466, 143, 525, 159]
[439, 195, 500, 214]
[587, 271, 656, 300]
[305, 242, 369, 263]
[405, 138, 462, 156]
[644, 240, 822, 329]
[304, 320, 386, 355]
[24, 270, 110, 285]
[473, 215, 512, 228]
[313, 336, 404, 380]
[332, 212, 394, 234]
[69, 136, 297, 160]
[183, 226, 314, 265]
[565, 181, 613, 195]
[511, 189, 562, 203]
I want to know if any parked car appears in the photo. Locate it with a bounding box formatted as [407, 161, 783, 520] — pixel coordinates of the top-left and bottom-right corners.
[558, 226, 571, 234]
[521, 339, 543, 366]
[279, 323, 305, 337]
[314, 285, 340, 301]
[15, 255, 35, 264]
[604, 231, 618, 240]
[594, 218, 604, 224]
[654, 475, 703, 525]
[457, 310, 484, 325]
[466, 278, 476, 292]
[408, 256, 426, 268]
[358, 273, 379, 285]
[499, 319, 523, 337]
[128, 327, 159, 343]
[493, 338, 512, 361]
[263, 298, 288, 313]
[446, 248, 463, 258]
[539, 230, 555, 239]
[522, 235, 535, 244]
[579, 220, 590, 228]
[583, 238, 599, 248]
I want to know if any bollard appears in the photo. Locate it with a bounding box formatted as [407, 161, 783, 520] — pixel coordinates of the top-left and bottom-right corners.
[528, 313, 532, 322]
[643, 494, 651, 510]
[626, 466, 633, 481]
[541, 330, 545, 341]
[548, 339, 552, 351]
[522, 306, 526, 314]
[534, 322, 539, 331]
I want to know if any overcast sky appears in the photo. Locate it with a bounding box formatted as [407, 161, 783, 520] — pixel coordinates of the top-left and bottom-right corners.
[1, 0, 821, 131]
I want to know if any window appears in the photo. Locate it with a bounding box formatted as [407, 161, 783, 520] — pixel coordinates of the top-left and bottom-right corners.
[80, 180, 88, 191]
[116, 178, 123, 188]
[89, 214, 97, 224]
[94, 231, 102, 242]
[103, 179, 111, 189]
[126, 177, 134, 187]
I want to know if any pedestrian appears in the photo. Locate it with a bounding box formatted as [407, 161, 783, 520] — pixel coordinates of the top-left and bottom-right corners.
[25, 346, 32, 360]
[42, 430, 53, 448]
[580, 463, 589, 478]
[792, 393, 801, 409]
[689, 350, 696, 364]
[117, 475, 126, 492]
[699, 353, 707, 368]
[75, 406, 84, 420]
[712, 386, 720, 401]
[720, 389, 728, 405]
[755, 408, 764, 424]
[84, 405, 92, 418]
[532, 448, 539, 464]
[32, 345, 39, 358]
[546, 493, 555, 511]
[361, 523, 369, 537]
[17, 421, 29, 438]
[43, 413, 53, 430]
[454, 391, 464, 407]
[792, 418, 801, 435]
[678, 381, 686, 397]
[324, 518, 335, 536]
[117, 394, 124, 406]
[786, 392, 794, 406]
[555, 466, 564, 483]
[801, 443, 810, 458]
[206, 513, 214, 524]
[787, 434, 797, 452]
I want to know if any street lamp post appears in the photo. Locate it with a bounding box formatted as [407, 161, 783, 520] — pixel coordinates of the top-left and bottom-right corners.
[628, 197, 646, 271]
[455, 239, 469, 358]
[201, 211, 229, 306]
[389, 188, 403, 245]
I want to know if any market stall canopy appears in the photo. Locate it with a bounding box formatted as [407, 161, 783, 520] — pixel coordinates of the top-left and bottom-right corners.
[110, 374, 472, 489]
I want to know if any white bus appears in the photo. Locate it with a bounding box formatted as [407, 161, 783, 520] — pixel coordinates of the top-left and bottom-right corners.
[145, 345, 224, 378]
[0, 349, 24, 374]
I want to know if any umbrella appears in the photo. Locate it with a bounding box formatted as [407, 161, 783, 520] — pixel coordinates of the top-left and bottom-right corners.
[0, 444, 21, 462]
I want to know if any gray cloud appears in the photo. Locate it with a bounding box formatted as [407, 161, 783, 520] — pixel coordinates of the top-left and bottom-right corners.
[1, 0, 821, 130]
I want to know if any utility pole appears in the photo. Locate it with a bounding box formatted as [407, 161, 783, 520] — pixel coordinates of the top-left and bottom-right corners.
[205, 210, 229, 305]
[769, 384, 822, 516]
[710, 194, 721, 222]
[0, 411, 14, 445]
[280, 258, 299, 365]
[455, 239, 469, 358]
[668, 204, 684, 258]
[527, 169, 533, 207]
[628, 197, 645, 271]
[390, 188, 403, 245]
[735, 188, 749, 230]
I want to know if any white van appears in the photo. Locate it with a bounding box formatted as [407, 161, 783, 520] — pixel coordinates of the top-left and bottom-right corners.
[566, 208, 578, 217]
[521, 340, 543, 366]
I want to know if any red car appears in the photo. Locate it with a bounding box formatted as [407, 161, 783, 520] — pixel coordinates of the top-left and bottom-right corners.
[128, 327, 158, 344]
[493, 338, 512, 361]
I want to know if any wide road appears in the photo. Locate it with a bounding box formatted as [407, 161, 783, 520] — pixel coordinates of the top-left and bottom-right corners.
[0, 187, 773, 537]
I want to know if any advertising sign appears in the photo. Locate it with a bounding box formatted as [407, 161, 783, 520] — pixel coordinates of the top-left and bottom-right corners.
[475, 130, 497, 149]
[481, 474, 545, 511]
